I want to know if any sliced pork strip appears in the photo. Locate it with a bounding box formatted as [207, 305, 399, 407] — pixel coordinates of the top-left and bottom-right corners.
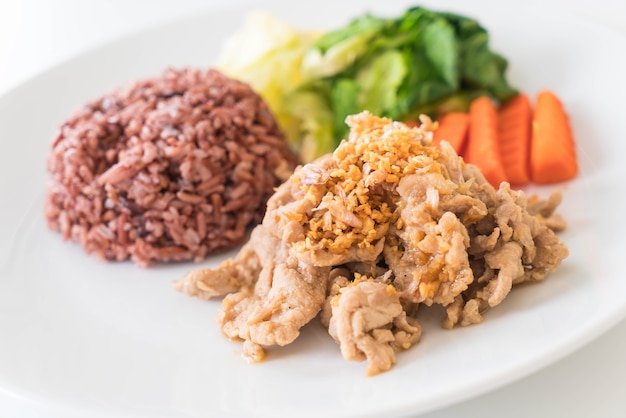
[217, 229, 331, 360]
[388, 173, 474, 306]
[173, 226, 264, 299]
[327, 278, 421, 376]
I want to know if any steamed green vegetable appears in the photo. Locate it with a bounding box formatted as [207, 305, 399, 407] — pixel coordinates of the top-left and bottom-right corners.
[217, 7, 518, 162]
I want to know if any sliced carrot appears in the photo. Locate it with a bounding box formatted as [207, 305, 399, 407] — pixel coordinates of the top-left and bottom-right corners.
[465, 96, 507, 187]
[433, 112, 470, 154]
[530, 90, 578, 184]
[497, 94, 532, 186]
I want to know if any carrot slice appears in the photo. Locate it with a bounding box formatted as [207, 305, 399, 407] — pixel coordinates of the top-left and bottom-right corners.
[465, 96, 507, 187]
[433, 112, 470, 154]
[530, 90, 578, 184]
[497, 94, 532, 185]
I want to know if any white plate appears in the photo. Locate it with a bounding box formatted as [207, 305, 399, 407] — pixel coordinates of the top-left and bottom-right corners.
[1, 1, 625, 417]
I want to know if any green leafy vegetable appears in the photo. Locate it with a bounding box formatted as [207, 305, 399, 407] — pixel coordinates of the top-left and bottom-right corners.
[356, 49, 407, 116]
[288, 6, 517, 160]
[302, 15, 385, 79]
[330, 79, 360, 141]
[283, 87, 336, 163]
[217, 7, 518, 162]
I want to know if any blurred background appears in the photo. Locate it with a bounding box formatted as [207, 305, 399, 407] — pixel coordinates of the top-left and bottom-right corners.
[1, 0, 625, 96]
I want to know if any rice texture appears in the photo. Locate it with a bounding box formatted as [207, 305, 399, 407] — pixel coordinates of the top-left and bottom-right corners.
[44, 68, 297, 266]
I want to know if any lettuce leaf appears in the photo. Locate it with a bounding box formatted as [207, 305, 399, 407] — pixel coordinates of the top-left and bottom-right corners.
[283, 86, 336, 163]
[302, 14, 386, 79]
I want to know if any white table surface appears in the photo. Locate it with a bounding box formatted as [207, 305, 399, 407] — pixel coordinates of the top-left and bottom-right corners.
[1, 0, 625, 417]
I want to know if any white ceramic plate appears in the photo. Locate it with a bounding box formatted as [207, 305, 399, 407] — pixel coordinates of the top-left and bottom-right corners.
[1, 1, 625, 417]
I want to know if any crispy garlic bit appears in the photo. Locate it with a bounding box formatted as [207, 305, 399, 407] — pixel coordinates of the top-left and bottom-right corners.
[292, 112, 444, 254]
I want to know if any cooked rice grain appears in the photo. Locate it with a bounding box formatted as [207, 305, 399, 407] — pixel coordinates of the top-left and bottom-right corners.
[45, 68, 297, 266]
